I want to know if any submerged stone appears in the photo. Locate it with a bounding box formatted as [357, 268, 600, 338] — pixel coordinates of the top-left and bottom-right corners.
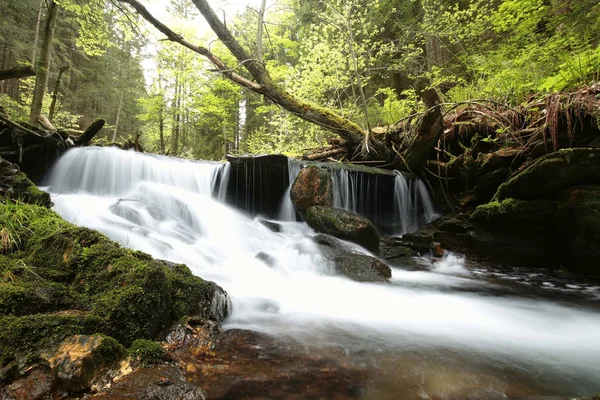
[306, 206, 380, 252]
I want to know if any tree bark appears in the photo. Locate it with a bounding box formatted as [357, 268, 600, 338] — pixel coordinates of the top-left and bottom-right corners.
[0, 66, 36, 81]
[29, 0, 58, 126]
[74, 119, 105, 146]
[112, 91, 124, 142]
[48, 65, 69, 121]
[31, 0, 45, 66]
[256, 0, 267, 63]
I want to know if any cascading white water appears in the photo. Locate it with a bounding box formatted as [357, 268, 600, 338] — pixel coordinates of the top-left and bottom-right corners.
[277, 161, 436, 234]
[43, 147, 600, 396]
[277, 158, 302, 221]
[393, 172, 436, 234]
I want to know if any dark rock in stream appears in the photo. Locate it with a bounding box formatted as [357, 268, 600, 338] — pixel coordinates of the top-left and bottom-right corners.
[255, 251, 276, 267]
[315, 234, 392, 282]
[306, 205, 380, 252]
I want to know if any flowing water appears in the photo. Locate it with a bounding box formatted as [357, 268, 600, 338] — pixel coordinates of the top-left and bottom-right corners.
[44, 147, 600, 398]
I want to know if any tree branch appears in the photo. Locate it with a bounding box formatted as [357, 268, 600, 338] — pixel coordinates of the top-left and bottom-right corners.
[0, 66, 36, 81]
[119, 0, 261, 91]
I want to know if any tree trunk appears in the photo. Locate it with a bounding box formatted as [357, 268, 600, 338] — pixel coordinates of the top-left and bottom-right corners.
[29, 0, 58, 126]
[31, 0, 45, 66]
[112, 91, 124, 142]
[256, 0, 267, 63]
[170, 74, 181, 154]
[48, 65, 68, 121]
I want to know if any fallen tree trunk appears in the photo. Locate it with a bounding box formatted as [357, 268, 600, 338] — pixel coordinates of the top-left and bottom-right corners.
[0, 66, 36, 81]
[121, 0, 440, 171]
[0, 117, 105, 182]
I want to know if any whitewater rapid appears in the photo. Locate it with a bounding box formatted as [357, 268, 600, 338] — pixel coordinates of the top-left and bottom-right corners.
[44, 147, 600, 394]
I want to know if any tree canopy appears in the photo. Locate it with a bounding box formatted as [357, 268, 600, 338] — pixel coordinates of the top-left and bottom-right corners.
[1, 0, 598, 160]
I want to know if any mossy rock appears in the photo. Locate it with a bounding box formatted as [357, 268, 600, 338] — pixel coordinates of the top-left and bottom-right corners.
[471, 198, 555, 227]
[128, 339, 167, 367]
[555, 185, 600, 275]
[0, 201, 229, 367]
[0, 157, 51, 207]
[494, 148, 600, 201]
[291, 166, 333, 215]
[306, 206, 380, 252]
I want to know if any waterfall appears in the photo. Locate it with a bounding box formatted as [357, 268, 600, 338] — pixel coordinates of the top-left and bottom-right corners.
[275, 161, 436, 234]
[46, 146, 226, 197]
[277, 159, 303, 221]
[393, 172, 436, 235]
[40, 147, 600, 394]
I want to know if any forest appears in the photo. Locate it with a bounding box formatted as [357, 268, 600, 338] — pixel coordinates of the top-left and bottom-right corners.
[2, 0, 600, 399]
[2, 0, 598, 160]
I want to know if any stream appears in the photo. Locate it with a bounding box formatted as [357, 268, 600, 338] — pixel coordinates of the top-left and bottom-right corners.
[43, 147, 600, 399]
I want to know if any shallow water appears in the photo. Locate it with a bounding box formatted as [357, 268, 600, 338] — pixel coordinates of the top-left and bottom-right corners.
[44, 147, 600, 398]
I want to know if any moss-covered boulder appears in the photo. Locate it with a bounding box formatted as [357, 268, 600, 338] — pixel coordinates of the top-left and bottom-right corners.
[0, 201, 229, 368]
[291, 166, 333, 215]
[555, 185, 600, 275]
[306, 206, 380, 252]
[494, 148, 600, 201]
[0, 156, 51, 207]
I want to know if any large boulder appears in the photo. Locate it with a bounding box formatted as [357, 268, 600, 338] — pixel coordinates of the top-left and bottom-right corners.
[314, 234, 391, 282]
[306, 206, 380, 252]
[0, 201, 230, 370]
[495, 148, 600, 201]
[290, 166, 333, 215]
[555, 185, 600, 275]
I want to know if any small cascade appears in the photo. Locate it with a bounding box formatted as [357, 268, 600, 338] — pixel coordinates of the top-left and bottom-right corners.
[393, 172, 436, 235]
[46, 146, 226, 197]
[277, 159, 303, 221]
[216, 162, 231, 201]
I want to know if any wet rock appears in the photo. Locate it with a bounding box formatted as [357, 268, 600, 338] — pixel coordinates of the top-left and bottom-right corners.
[258, 218, 283, 233]
[290, 166, 333, 215]
[437, 216, 473, 233]
[306, 206, 380, 252]
[495, 148, 600, 201]
[332, 254, 391, 282]
[0, 365, 54, 400]
[175, 328, 367, 400]
[315, 234, 391, 282]
[225, 154, 289, 218]
[42, 334, 126, 392]
[89, 365, 206, 400]
[255, 251, 276, 267]
[555, 185, 600, 275]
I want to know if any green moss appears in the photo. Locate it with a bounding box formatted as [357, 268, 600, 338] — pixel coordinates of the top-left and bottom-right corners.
[128, 339, 166, 367]
[0, 200, 226, 367]
[0, 313, 104, 366]
[471, 197, 555, 225]
[8, 172, 52, 207]
[94, 334, 126, 364]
